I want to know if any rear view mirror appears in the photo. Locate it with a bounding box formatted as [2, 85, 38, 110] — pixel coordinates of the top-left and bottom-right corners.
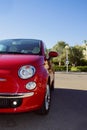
[49, 51, 58, 57]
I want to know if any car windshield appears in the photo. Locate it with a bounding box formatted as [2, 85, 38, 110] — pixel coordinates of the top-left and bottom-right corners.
[0, 39, 41, 55]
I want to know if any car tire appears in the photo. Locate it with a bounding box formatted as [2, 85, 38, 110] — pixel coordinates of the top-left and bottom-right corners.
[51, 80, 54, 90]
[36, 83, 51, 115]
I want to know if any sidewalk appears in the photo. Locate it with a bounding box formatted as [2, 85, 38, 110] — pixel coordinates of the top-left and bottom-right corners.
[55, 72, 87, 90]
[55, 71, 87, 75]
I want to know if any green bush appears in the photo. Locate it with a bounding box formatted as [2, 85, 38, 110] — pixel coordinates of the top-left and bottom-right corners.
[53, 65, 65, 71]
[77, 66, 87, 72]
[53, 65, 71, 71]
[53, 65, 87, 72]
[70, 66, 87, 72]
[70, 66, 80, 72]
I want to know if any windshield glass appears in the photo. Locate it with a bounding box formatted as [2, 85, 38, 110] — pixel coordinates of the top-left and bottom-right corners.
[0, 39, 41, 55]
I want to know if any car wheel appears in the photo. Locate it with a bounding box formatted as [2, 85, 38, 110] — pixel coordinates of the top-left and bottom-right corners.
[37, 84, 51, 115]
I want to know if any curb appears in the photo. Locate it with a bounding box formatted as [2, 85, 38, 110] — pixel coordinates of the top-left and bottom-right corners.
[55, 71, 87, 75]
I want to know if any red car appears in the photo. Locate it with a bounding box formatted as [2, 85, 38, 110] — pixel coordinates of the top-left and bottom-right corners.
[0, 39, 58, 115]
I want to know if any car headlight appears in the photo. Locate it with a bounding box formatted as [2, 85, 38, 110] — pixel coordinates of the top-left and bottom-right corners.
[18, 65, 36, 79]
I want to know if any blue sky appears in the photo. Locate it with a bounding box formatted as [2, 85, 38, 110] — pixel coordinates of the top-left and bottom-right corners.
[0, 0, 87, 48]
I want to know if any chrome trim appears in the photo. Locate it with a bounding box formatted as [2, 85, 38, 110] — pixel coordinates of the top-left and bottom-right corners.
[0, 92, 34, 99]
[0, 78, 7, 81]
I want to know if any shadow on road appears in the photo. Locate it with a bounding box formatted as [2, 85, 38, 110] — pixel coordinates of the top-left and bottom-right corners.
[0, 88, 87, 130]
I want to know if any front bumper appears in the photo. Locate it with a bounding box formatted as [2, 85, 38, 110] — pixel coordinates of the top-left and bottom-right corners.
[0, 92, 34, 99]
[0, 91, 45, 113]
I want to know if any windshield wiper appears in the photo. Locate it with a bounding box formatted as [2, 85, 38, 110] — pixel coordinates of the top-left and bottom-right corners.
[0, 51, 39, 55]
[0, 51, 25, 54]
[0, 51, 8, 54]
[7, 51, 24, 54]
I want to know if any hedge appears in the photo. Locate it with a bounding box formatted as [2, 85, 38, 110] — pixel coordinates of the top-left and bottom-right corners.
[53, 65, 71, 71]
[53, 65, 87, 72]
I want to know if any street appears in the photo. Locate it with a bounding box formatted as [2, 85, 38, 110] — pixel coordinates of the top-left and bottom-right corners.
[0, 72, 87, 130]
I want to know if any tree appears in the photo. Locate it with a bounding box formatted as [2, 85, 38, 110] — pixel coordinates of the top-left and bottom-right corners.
[69, 45, 83, 66]
[52, 41, 67, 65]
[83, 40, 87, 45]
[83, 40, 87, 60]
[51, 40, 87, 67]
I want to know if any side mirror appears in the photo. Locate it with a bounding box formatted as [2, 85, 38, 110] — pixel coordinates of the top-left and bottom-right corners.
[49, 51, 58, 57]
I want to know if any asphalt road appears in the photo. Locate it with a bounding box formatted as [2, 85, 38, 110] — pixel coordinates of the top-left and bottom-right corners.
[0, 72, 87, 130]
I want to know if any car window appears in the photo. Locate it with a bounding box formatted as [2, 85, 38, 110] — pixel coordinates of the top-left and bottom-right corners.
[0, 39, 41, 55]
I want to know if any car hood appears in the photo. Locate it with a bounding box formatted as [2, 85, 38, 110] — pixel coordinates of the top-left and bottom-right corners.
[0, 54, 44, 69]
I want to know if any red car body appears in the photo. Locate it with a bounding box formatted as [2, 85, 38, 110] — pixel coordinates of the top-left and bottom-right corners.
[0, 39, 57, 114]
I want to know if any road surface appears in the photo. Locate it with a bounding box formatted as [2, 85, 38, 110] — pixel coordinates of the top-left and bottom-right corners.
[0, 72, 87, 130]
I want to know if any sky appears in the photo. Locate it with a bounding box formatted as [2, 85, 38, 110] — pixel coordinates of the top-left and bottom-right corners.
[0, 0, 87, 48]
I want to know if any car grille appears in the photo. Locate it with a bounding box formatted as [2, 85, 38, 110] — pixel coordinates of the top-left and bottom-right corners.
[0, 98, 22, 108]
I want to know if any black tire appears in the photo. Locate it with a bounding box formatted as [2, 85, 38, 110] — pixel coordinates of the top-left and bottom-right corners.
[36, 84, 51, 115]
[51, 80, 54, 90]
